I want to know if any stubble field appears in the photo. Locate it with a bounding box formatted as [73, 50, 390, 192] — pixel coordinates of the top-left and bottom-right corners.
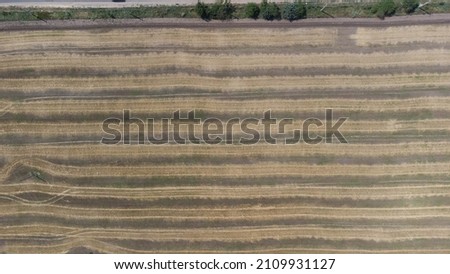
[1, 19, 450, 253]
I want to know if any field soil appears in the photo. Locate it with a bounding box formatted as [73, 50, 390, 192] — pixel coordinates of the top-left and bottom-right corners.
[1, 16, 450, 253]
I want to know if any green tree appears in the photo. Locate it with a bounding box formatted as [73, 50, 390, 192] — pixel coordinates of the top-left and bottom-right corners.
[245, 2, 260, 19]
[371, 0, 397, 19]
[260, 0, 281, 21]
[403, 0, 419, 14]
[209, 0, 235, 20]
[282, 1, 306, 21]
[195, 1, 210, 20]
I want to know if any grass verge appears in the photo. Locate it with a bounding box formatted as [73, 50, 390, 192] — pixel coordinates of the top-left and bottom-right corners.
[0, 2, 450, 22]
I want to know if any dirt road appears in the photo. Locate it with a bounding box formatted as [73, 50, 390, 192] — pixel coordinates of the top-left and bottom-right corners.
[1, 14, 450, 32]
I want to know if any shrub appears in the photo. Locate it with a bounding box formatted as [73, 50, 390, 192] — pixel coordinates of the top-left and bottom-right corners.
[403, 0, 419, 14]
[209, 0, 235, 20]
[260, 0, 280, 21]
[282, 1, 306, 21]
[195, 1, 210, 20]
[371, 0, 397, 19]
[196, 0, 235, 21]
[245, 2, 260, 19]
[34, 11, 52, 20]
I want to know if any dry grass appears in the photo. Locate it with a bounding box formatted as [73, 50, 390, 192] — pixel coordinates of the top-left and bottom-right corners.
[0, 28, 337, 52]
[352, 25, 450, 46]
[2, 49, 450, 70]
[1, 24, 449, 253]
[6, 97, 450, 113]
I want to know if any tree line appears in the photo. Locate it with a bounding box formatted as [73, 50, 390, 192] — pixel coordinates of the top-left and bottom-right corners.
[195, 0, 306, 21]
[196, 0, 423, 21]
[371, 0, 420, 19]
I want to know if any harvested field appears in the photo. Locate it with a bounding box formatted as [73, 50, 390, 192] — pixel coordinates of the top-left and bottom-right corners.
[1, 19, 450, 253]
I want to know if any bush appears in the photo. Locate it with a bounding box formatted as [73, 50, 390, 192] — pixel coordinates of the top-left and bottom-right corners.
[403, 0, 419, 14]
[260, 0, 280, 20]
[209, 0, 235, 20]
[34, 11, 52, 20]
[282, 1, 306, 21]
[245, 2, 260, 19]
[195, 1, 210, 20]
[195, 0, 235, 21]
[371, 0, 397, 19]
